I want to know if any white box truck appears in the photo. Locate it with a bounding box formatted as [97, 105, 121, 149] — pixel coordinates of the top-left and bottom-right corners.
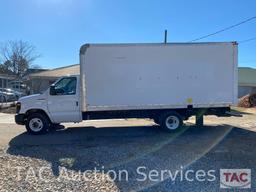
[15, 42, 238, 134]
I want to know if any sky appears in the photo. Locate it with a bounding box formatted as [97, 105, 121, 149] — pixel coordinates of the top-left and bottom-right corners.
[0, 0, 255, 69]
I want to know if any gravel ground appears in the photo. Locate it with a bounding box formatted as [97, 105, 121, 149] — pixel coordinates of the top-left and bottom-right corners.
[0, 148, 119, 192]
[0, 110, 256, 191]
[145, 124, 256, 191]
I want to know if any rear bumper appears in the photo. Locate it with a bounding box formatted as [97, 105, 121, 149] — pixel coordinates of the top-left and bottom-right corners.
[15, 114, 25, 125]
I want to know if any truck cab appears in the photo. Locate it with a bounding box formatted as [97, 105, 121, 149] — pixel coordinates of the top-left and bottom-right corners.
[15, 75, 82, 134]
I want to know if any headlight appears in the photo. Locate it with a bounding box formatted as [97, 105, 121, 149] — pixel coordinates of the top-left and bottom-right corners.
[16, 102, 21, 113]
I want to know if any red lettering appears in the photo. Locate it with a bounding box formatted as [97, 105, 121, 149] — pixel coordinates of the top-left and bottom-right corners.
[223, 173, 231, 182]
[230, 173, 240, 182]
[239, 173, 248, 182]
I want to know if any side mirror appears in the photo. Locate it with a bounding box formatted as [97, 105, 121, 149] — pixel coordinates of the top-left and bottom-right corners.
[49, 85, 56, 95]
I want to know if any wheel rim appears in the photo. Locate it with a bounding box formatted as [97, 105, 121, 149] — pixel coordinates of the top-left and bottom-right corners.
[165, 116, 180, 130]
[29, 118, 43, 132]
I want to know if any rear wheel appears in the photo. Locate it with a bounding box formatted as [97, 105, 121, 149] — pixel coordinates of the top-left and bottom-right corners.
[25, 113, 50, 135]
[159, 112, 183, 132]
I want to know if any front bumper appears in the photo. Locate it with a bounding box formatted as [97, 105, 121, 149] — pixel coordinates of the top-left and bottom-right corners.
[15, 114, 25, 125]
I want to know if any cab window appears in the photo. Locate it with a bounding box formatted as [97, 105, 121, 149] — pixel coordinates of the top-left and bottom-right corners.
[53, 77, 77, 95]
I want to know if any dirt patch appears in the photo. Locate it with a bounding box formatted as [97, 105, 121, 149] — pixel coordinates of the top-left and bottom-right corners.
[231, 106, 256, 115]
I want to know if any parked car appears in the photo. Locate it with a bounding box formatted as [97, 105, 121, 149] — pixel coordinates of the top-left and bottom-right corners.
[0, 91, 7, 103]
[0, 88, 25, 99]
[0, 89, 17, 102]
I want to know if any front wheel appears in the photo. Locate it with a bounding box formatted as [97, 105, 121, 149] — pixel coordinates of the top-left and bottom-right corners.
[25, 113, 50, 135]
[159, 112, 183, 132]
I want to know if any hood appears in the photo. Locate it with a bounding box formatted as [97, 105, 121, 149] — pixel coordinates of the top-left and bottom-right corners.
[19, 93, 46, 103]
[17, 92, 48, 114]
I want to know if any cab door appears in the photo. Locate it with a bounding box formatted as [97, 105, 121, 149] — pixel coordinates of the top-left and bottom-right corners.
[47, 76, 82, 123]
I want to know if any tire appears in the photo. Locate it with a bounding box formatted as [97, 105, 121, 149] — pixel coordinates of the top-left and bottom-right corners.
[25, 113, 50, 135]
[159, 111, 183, 132]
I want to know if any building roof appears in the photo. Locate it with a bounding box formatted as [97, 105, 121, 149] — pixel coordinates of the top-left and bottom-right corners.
[24, 68, 49, 76]
[238, 67, 256, 87]
[29, 64, 79, 78]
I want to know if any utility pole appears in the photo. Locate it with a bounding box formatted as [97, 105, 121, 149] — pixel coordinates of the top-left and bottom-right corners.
[164, 30, 168, 44]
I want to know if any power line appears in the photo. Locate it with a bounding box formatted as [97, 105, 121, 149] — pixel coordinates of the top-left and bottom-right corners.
[189, 16, 256, 42]
[239, 37, 256, 44]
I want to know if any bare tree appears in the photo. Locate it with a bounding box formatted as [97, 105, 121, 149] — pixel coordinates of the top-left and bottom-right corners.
[0, 40, 40, 77]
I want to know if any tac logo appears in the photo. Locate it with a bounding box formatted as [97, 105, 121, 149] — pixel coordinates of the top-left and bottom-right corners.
[220, 169, 251, 189]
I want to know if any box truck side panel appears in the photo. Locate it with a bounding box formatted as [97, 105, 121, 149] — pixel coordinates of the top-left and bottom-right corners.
[80, 43, 237, 112]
